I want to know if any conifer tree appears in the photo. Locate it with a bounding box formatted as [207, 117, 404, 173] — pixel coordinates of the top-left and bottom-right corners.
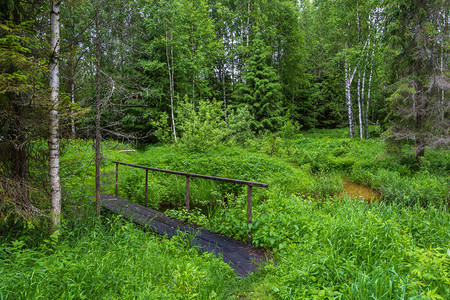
[233, 32, 284, 133]
[384, 0, 449, 159]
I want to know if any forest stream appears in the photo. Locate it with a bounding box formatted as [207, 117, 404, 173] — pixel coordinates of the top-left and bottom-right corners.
[342, 180, 381, 202]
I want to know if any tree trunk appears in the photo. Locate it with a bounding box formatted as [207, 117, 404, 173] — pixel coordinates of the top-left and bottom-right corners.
[440, 11, 446, 123]
[357, 70, 363, 139]
[222, 51, 227, 123]
[345, 68, 354, 137]
[359, 65, 366, 139]
[345, 54, 357, 137]
[291, 84, 295, 125]
[365, 46, 374, 139]
[246, 0, 251, 46]
[70, 76, 76, 139]
[49, 0, 62, 229]
[414, 79, 425, 159]
[95, 0, 101, 217]
[10, 108, 31, 207]
[165, 28, 177, 142]
[190, 5, 196, 112]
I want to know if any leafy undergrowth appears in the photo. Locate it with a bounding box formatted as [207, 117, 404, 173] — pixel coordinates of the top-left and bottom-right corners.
[229, 196, 450, 299]
[4, 130, 447, 299]
[0, 215, 237, 299]
[109, 145, 324, 209]
[261, 128, 449, 206]
[2, 198, 447, 299]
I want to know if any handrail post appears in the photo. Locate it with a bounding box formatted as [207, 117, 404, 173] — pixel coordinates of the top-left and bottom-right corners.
[145, 169, 148, 207]
[247, 185, 252, 242]
[186, 176, 190, 213]
[115, 162, 119, 196]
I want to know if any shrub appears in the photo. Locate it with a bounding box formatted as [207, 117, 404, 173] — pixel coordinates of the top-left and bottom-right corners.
[177, 97, 229, 152]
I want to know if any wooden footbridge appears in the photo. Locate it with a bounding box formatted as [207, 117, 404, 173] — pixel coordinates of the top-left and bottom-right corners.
[100, 161, 269, 276]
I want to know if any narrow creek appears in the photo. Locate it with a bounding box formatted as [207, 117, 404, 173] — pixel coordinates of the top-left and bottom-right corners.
[342, 180, 381, 201]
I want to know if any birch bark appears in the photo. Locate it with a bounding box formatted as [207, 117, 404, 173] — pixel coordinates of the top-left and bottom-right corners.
[49, 0, 62, 228]
[365, 45, 374, 139]
[345, 54, 357, 137]
[165, 28, 177, 142]
[357, 70, 362, 138]
[359, 65, 366, 139]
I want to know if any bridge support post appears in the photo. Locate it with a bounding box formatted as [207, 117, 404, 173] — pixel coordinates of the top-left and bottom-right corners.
[247, 185, 252, 242]
[145, 169, 148, 207]
[115, 163, 119, 196]
[186, 176, 190, 213]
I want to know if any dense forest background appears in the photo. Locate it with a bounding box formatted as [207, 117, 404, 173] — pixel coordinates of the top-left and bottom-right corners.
[0, 0, 449, 222]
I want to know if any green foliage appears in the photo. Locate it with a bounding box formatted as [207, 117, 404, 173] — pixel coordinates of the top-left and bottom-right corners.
[177, 97, 229, 152]
[0, 22, 47, 96]
[0, 216, 237, 299]
[3, 129, 450, 299]
[149, 111, 172, 144]
[166, 208, 210, 228]
[383, 0, 449, 158]
[263, 130, 449, 206]
[242, 197, 449, 299]
[227, 106, 255, 146]
[233, 32, 284, 133]
[279, 119, 302, 140]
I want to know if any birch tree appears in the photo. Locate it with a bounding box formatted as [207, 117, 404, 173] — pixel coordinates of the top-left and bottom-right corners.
[165, 20, 177, 142]
[49, 0, 62, 228]
[344, 52, 358, 137]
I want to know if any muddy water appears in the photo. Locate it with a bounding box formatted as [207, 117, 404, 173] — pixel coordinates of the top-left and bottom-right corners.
[342, 180, 381, 201]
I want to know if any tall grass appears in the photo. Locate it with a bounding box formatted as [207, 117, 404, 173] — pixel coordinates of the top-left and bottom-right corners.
[0, 216, 237, 299]
[246, 196, 450, 299]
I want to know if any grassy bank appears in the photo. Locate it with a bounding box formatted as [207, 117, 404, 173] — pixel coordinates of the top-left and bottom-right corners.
[1, 129, 449, 299]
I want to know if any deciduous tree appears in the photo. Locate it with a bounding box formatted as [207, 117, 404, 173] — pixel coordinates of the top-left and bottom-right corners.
[49, 0, 62, 228]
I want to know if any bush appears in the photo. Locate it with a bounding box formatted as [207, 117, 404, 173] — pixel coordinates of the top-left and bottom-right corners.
[177, 97, 229, 152]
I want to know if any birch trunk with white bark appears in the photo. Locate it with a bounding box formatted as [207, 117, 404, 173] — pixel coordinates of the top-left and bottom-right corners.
[365, 45, 374, 139]
[358, 66, 366, 139]
[49, 0, 61, 229]
[357, 70, 362, 139]
[166, 28, 177, 142]
[345, 55, 357, 137]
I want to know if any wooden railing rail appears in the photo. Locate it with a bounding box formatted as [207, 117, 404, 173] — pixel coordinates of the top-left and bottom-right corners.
[112, 161, 268, 241]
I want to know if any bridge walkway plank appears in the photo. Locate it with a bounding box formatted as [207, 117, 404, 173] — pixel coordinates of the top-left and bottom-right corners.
[100, 194, 268, 276]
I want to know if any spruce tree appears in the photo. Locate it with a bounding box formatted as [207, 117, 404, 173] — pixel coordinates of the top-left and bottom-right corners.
[233, 32, 284, 133]
[384, 0, 449, 159]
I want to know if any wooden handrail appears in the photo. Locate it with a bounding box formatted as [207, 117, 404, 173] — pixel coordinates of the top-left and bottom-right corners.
[112, 160, 268, 242]
[112, 161, 268, 187]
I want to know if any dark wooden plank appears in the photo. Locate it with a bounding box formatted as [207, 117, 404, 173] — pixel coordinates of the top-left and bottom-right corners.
[100, 194, 268, 276]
